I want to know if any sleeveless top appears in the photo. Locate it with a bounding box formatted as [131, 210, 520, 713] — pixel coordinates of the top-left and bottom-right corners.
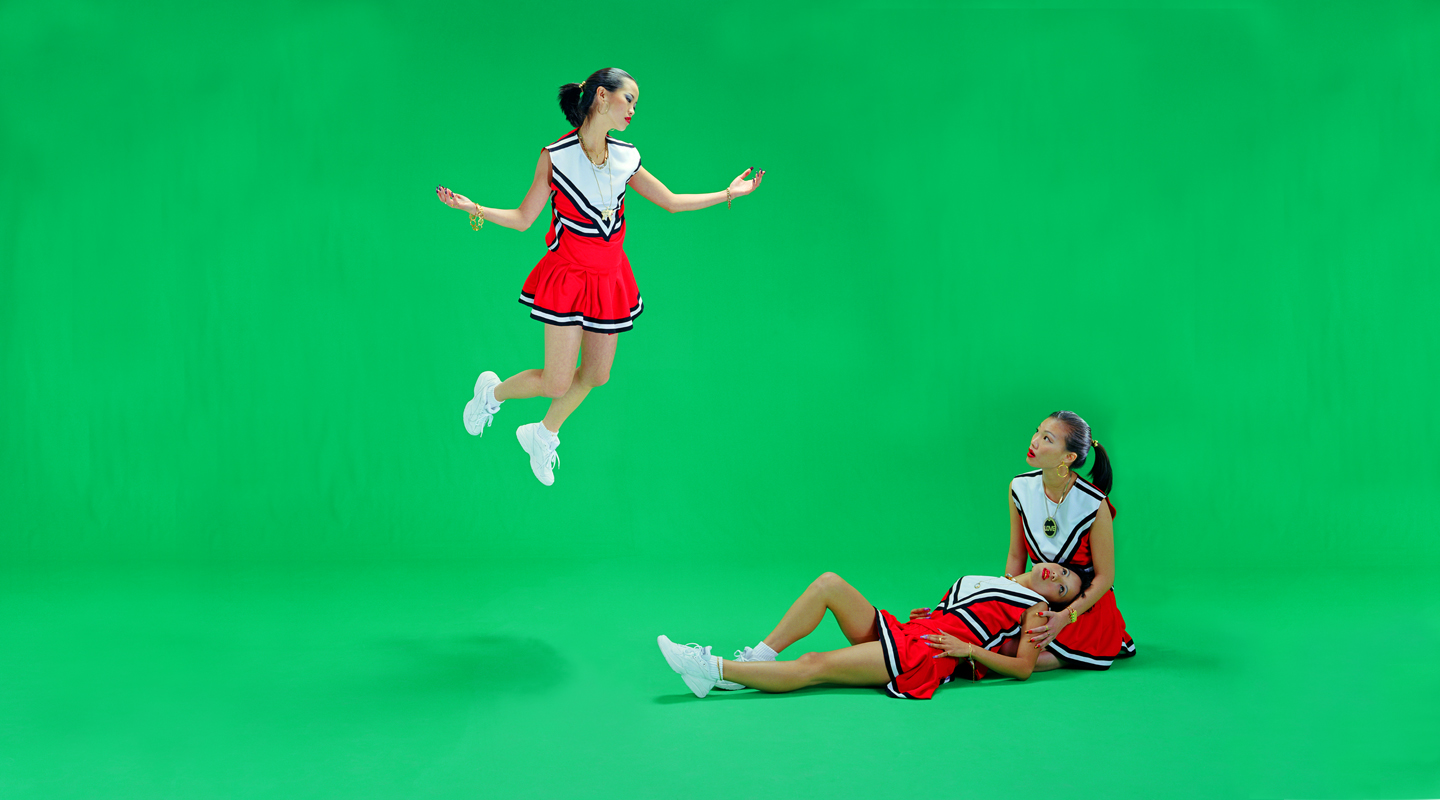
[1010, 470, 1114, 569]
[542, 131, 642, 271]
[937, 575, 1046, 644]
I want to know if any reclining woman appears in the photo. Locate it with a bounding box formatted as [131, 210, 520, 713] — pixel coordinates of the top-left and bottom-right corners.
[657, 562, 1092, 699]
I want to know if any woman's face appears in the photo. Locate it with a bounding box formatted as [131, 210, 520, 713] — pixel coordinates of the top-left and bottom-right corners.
[595, 80, 638, 133]
[1029, 562, 1081, 605]
[1025, 418, 1075, 471]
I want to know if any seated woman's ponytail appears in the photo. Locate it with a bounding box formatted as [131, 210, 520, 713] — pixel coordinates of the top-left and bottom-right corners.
[1088, 441, 1113, 496]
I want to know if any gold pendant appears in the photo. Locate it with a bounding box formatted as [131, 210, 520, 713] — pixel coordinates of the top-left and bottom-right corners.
[601, 208, 613, 221]
[1044, 517, 1058, 537]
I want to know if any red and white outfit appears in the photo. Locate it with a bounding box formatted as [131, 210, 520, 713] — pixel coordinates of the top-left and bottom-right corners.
[1011, 470, 1137, 669]
[519, 130, 644, 333]
[874, 576, 1044, 700]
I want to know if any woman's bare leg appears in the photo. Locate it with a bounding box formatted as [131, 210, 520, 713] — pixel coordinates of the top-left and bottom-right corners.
[721, 642, 890, 693]
[761, 573, 880, 653]
[542, 330, 617, 432]
[492, 324, 583, 403]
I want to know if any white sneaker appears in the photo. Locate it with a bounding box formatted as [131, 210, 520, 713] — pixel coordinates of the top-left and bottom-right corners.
[715, 646, 765, 691]
[463, 371, 502, 436]
[515, 423, 560, 486]
[656, 635, 720, 698]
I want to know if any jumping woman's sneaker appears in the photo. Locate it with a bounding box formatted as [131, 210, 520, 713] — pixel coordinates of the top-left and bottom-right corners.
[515, 423, 560, 486]
[715, 647, 766, 690]
[463, 371, 502, 436]
[657, 635, 720, 698]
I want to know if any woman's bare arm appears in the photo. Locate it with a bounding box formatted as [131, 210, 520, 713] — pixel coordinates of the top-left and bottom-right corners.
[627, 165, 764, 213]
[1006, 481, 1029, 578]
[436, 150, 553, 232]
[926, 605, 1048, 681]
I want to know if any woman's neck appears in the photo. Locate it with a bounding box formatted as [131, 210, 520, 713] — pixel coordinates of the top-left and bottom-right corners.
[578, 120, 609, 162]
[1012, 572, 1035, 590]
[1043, 467, 1073, 499]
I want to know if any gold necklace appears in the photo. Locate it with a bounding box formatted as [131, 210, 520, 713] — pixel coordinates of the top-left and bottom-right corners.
[1041, 472, 1073, 538]
[578, 132, 615, 221]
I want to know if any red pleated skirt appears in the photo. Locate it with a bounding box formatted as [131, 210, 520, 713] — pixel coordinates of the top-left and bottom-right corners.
[1049, 591, 1136, 669]
[518, 251, 643, 334]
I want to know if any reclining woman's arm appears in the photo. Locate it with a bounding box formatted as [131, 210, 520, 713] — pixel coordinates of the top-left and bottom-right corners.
[924, 604, 1049, 680]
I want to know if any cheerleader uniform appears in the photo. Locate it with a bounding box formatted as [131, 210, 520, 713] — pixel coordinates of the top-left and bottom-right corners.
[874, 576, 1045, 700]
[1011, 470, 1138, 669]
[518, 130, 645, 333]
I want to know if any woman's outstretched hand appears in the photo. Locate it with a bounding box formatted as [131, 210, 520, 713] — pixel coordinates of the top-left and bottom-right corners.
[922, 632, 975, 660]
[909, 607, 933, 621]
[729, 168, 766, 198]
[436, 185, 478, 213]
[1026, 610, 1070, 649]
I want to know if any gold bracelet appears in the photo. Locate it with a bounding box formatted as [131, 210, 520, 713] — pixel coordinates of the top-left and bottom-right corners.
[469, 205, 485, 231]
[1068, 608, 1079, 623]
[726, 187, 732, 210]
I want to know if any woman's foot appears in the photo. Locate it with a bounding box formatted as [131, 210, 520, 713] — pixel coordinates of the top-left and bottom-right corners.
[657, 635, 720, 698]
[463, 372, 502, 435]
[516, 423, 560, 485]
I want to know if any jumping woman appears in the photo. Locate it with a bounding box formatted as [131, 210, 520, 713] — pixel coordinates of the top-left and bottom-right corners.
[436, 68, 764, 486]
[657, 563, 1092, 699]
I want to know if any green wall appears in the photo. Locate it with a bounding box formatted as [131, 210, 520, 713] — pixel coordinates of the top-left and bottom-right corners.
[3, 0, 1435, 567]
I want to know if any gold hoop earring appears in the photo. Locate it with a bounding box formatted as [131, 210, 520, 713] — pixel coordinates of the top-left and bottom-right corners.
[1057, 462, 1069, 478]
[600, 101, 610, 115]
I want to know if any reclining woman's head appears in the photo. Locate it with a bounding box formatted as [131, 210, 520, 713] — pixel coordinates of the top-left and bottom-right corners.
[1027, 562, 1095, 610]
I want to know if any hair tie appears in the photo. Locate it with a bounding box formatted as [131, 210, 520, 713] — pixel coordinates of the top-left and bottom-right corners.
[578, 81, 586, 92]
[1091, 439, 1099, 448]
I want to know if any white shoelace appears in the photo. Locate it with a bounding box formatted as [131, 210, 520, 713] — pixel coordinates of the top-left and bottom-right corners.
[681, 642, 717, 677]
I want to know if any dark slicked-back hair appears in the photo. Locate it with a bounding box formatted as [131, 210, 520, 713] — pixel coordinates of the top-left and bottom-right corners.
[558, 68, 635, 128]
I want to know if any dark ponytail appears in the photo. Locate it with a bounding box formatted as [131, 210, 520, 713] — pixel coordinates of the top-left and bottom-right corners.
[557, 67, 635, 128]
[1089, 441, 1113, 496]
[1047, 410, 1113, 495]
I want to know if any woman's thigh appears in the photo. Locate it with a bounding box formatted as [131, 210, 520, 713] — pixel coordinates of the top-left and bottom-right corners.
[813, 641, 890, 687]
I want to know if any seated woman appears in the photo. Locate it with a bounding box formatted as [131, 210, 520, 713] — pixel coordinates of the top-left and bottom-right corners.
[657, 563, 1093, 699]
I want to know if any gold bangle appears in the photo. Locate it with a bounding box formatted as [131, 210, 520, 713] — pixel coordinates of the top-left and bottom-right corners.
[1068, 608, 1079, 623]
[469, 205, 485, 231]
[726, 186, 732, 210]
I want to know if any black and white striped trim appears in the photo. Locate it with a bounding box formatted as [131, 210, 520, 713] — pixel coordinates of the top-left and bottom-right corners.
[1054, 510, 1097, 563]
[1048, 640, 1114, 670]
[874, 608, 925, 699]
[1072, 477, 1105, 502]
[549, 167, 627, 239]
[518, 293, 644, 333]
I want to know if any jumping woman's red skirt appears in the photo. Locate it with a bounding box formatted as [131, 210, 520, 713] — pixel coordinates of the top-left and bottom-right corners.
[518, 251, 643, 334]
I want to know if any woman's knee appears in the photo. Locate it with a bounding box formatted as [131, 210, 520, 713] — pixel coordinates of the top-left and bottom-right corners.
[795, 651, 828, 679]
[580, 366, 610, 389]
[539, 370, 572, 398]
[813, 572, 846, 592]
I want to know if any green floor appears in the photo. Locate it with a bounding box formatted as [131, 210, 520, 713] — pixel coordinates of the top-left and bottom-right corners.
[4, 561, 1434, 799]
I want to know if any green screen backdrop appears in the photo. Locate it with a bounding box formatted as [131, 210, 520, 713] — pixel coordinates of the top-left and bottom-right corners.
[2, 1, 1436, 798]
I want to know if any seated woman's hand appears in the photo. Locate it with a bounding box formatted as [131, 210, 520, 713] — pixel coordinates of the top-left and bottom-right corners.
[1026, 609, 1071, 649]
[909, 607, 932, 621]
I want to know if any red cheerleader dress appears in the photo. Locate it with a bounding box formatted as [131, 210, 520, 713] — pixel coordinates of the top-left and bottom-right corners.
[1011, 470, 1138, 669]
[875, 576, 1046, 699]
[518, 129, 644, 333]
